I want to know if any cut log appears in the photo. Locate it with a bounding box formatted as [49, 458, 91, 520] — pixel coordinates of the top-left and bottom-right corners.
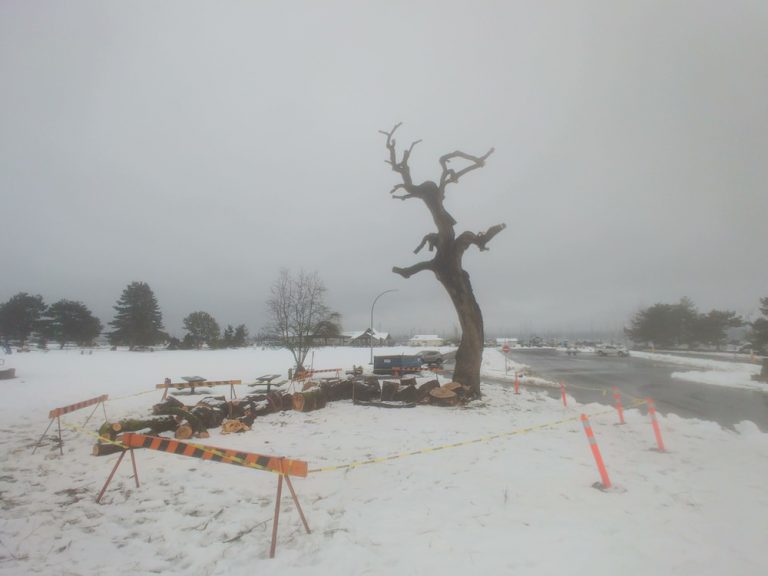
[292, 388, 327, 412]
[152, 395, 185, 414]
[175, 423, 194, 440]
[381, 380, 399, 401]
[221, 419, 251, 434]
[400, 376, 418, 388]
[97, 417, 177, 443]
[416, 379, 440, 403]
[394, 384, 418, 403]
[319, 379, 353, 401]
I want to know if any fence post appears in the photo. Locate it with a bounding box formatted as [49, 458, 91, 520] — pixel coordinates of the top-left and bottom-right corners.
[580, 414, 611, 489]
[646, 398, 666, 452]
[612, 387, 625, 425]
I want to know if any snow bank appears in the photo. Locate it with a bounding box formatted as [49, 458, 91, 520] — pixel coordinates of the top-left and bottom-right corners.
[631, 351, 766, 393]
[1, 348, 767, 575]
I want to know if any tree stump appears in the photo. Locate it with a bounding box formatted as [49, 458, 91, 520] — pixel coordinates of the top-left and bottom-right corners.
[429, 386, 458, 406]
[292, 388, 327, 412]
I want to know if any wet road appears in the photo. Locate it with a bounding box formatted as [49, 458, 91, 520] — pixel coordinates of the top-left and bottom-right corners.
[501, 348, 768, 431]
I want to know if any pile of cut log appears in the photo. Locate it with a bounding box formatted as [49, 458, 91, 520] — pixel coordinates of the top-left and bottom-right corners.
[92, 372, 472, 456]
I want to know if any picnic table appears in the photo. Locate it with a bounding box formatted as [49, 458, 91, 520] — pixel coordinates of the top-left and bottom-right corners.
[248, 374, 284, 393]
[157, 376, 241, 400]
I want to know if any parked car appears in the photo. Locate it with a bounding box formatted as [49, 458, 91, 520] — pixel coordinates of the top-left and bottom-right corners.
[595, 344, 629, 357]
[419, 350, 444, 367]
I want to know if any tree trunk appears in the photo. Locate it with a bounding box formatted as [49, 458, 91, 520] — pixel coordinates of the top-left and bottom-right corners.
[436, 266, 484, 396]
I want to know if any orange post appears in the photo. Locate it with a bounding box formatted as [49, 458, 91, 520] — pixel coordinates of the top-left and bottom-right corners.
[514, 373, 520, 395]
[580, 414, 611, 489]
[612, 387, 625, 425]
[560, 382, 567, 407]
[646, 398, 666, 452]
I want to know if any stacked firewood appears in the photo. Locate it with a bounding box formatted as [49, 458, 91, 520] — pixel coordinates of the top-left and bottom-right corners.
[92, 373, 473, 456]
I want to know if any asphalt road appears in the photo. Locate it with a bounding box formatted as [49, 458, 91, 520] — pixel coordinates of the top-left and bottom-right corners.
[500, 348, 768, 431]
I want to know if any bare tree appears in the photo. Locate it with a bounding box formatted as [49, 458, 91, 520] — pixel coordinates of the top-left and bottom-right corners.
[381, 123, 506, 397]
[267, 269, 331, 373]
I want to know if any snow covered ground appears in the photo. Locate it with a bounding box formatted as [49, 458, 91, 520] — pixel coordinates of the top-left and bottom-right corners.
[630, 351, 766, 392]
[1, 347, 767, 575]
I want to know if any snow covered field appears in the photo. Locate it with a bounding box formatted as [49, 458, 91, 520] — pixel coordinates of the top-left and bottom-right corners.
[1, 347, 767, 575]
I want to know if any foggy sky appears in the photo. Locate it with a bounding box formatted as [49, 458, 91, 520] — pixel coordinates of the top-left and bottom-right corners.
[1, 1, 767, 339]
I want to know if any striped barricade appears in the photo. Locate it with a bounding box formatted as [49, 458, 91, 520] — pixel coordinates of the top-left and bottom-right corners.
[156, 379, 241, 400]
[96, 433, 310, 558]
[294, 368, 341, 381]
[35, 394, 109, 456]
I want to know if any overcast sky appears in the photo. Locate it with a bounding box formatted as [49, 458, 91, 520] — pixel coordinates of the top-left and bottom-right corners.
[1, 1, 766, 339]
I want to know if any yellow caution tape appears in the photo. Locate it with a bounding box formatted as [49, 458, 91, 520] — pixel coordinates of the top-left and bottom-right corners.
[62, 396, 647, 477]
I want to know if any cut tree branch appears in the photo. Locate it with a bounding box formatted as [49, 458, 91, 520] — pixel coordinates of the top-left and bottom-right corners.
[392, 260, 435, 279]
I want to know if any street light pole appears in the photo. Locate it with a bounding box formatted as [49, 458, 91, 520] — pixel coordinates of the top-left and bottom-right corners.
[370, 289, 398, 364]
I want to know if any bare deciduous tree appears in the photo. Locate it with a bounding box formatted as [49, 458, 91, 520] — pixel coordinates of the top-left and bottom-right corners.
[267, 269, 331, 373]
[381, 123, 506, 397]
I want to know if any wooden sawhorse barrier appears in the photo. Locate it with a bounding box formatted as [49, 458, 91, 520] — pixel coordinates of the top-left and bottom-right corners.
[294, 368, 342, 381]
[96, 433, 310, 558]
[156, 378, 242, 400]
[33, 394, 109, 455]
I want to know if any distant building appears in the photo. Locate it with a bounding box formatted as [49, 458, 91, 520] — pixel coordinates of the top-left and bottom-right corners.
[342, 329, 391, 347]
[408, 334, 444, 347]
[495, 338, 519, 347]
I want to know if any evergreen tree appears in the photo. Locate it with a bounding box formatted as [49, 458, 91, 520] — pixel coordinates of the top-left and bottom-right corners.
[749, 297, 768, 353]
[233, 324, 249, 347]
[625, 298, 698, 348]
[689, 310, 742, 349]
[0, 293, 47, 347]
[108, 282, 165, 348]
[222, 325, 235, 348]
[44, 299, 103, 348]
[182, 311, 220, 349]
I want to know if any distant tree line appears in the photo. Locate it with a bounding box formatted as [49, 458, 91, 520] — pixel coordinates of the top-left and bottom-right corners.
[0, 281, 251, 351]
[625, 296, 768, 352]
[0, 293, 102, 350]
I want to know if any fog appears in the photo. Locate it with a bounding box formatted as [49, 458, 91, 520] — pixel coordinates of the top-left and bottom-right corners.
[1, 1, 766, 339]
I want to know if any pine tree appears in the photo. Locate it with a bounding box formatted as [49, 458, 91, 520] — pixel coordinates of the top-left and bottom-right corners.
[749, 297, 768, 353]
[108, 282, 165, 348]
[0, 293, 47, 347]
[233, 324, 249, 347]
[222, 325, 235, 348]
[44, 299, 103, 348]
